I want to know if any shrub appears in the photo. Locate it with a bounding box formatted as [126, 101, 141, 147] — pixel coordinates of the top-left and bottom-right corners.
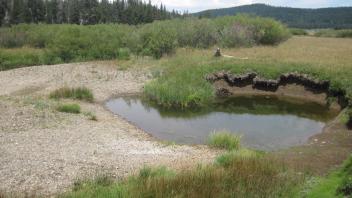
[84, 112, 98, 121]
[208, 130, 241, 151]
[217, 22, 256, 48]
[49, 87, 94, 102]
[139, 22, 177, 59]
[117, 48, 131, 60]
[290, 28, 308, 36]
[176, 18, 217, 48]
[315, 29, 352, 38]
[57, 103, 81, 114]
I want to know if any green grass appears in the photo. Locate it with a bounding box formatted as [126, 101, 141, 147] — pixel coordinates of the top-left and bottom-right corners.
[144, 37, 352, 108]
[215, 149, 262, 167]
[50, 87, 94, 102]
[0, 15, 289, 70]
[57, 104, 81, 114]
[62, 156, 302, 198]
[208, 130, 241, 151]
[304, 155, 352, 197]
[83, 112, 98, 121]
[315, 29, 352, 38]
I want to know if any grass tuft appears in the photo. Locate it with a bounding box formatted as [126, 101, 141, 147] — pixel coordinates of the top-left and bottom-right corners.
[208, 130, 241, 151]
[83, 112, 98, 121]
[62, 157, 302, 198]
[215, 149, 261, 167]
[57, 103, 81, 114]
[50, 87, 94, 102]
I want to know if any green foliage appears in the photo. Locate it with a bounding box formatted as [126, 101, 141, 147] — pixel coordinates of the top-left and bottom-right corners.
[215, 149, 260, 167]
[0, 15, 290, 69]
[290, 28, 308, 36]
[50, 87, 94, 102]
[0, 48, 61, 71]
[194, 4, 352, 29]
[117, 48, 130, 60]
[139, 22, 177, 59]
[63, 157, 301, 198]
[84, 112, 98, 121]
[208, 130, 241, 151]
[305, 155, 352, 197]
[176, 18, 217, 48]
[57, 103, 81, 114]
[315, 29, 352, 38]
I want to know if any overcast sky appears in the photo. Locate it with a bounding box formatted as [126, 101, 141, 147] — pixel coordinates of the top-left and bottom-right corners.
[149, 0, 352, 13]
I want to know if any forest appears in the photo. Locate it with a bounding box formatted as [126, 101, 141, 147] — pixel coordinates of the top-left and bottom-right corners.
[0, 0, 180, 26]
[195, 3, 352, 29]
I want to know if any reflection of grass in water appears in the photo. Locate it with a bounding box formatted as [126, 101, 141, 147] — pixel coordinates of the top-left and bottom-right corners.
[127, 95, 338, 122]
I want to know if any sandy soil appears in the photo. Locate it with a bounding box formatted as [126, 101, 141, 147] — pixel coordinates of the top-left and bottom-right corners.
[0, 62, 217, 196]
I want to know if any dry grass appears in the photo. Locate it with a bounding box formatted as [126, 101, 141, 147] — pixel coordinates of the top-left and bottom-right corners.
[222, 36, 352, 69]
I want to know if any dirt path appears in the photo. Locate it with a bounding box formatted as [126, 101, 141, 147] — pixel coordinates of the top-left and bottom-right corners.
[0, 62, 217, 196]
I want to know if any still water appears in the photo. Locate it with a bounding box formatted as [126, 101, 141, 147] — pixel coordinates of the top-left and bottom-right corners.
[106, 96, 338, 151]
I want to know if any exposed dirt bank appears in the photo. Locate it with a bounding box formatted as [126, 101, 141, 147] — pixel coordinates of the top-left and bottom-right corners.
[206, 71, 352, 175]
[0, 62, 218, 196]
[206, 71, 348, 110]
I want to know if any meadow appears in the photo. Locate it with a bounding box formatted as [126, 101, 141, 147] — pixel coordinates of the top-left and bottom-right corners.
[1, 14, 352, 197]
[0, 14, 289, 70]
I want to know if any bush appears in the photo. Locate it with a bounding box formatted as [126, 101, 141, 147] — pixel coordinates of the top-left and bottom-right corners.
[57, 103, 81, 114]
[176, 18, 217, 48]
[208, 130, 241, 151]
[50, 87, 94, 102]
[315, 29, 352, 38]
[347, 108, 352, 129]
[0, 48, 47, 71]
[0, 15, 290, 69]
[290, 28, 308, 36]
[217, 22, 256, 47]
[117, 48, 131, 60]
[139, 22, 177, 59]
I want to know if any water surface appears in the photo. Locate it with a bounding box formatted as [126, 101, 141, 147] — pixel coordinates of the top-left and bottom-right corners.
[106, 96, 338, 151]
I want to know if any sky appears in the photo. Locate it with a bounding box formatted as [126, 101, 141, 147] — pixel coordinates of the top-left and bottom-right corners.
[149, 0, 352, 13]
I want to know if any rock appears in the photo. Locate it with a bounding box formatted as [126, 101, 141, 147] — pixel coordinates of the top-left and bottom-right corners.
[214, 48, 221, 57]
[216, 88, 232, 97]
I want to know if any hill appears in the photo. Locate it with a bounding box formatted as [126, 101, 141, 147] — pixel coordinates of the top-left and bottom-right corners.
[194, 4, 352, 29]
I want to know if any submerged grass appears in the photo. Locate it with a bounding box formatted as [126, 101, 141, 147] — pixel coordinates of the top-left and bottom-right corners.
[50, 87, 94, 102]
[62, 155, 302, 198]
[208, 130, 241, 151]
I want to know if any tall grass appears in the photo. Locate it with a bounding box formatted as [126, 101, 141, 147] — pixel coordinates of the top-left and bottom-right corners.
[63, 156, 302, 198]
[144, 37, 352, 108]
[208, 130, 241, 151]
[315, 29, 352, 38]
[49, 87, 94, 102]
[0, 15, 290, 70]
[57, 103, 81, 114]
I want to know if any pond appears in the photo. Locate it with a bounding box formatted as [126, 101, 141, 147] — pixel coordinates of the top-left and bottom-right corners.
[106, 96, 339, 151]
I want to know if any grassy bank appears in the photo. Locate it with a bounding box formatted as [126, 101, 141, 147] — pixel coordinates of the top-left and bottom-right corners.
[0, 15, 290, 70]
[144, 37, 352, 109]
[62, 151, 302, 198]
[315, 29, 352, 38]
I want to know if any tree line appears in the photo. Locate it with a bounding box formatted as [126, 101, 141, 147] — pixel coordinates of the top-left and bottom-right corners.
[195, 4, 352, 29]
[0, 0, 181, 26]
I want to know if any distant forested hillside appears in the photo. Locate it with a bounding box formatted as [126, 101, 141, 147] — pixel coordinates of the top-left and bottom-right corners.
[0, 0, 180, 26]
[194, 4, 352, 29]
